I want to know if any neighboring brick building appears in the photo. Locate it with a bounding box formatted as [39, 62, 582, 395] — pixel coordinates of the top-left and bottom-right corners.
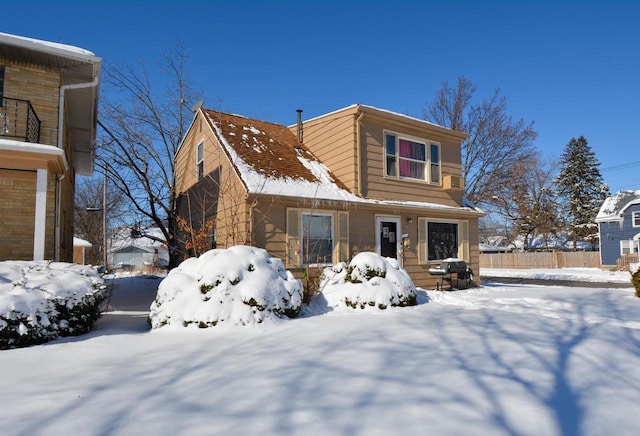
[0, 33, 101, 261]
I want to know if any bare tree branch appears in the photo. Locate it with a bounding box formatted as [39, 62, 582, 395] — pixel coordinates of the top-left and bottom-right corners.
[423, 76, 538, 205]
[96, 44, 201, 268]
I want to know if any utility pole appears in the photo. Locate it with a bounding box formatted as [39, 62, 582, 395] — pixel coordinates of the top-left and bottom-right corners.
[102, 167, 108, 270]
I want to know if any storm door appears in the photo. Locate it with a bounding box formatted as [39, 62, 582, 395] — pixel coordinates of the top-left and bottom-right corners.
[376, 217, 401, 260]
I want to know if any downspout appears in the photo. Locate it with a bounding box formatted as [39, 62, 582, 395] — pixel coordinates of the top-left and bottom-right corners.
[55, 76, 100, 261]
[355, 109, 365, 197]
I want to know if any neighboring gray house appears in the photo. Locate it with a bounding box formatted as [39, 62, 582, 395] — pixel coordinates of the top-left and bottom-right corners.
[596, 190, 640, 266]
[109, 226, 169, 271]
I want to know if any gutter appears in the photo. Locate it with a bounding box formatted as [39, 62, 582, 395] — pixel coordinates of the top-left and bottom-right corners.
[355, 108, 365, 197]
[54, 75, 100, 261]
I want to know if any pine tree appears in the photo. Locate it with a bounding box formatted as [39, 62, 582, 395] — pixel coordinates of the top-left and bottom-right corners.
[555, 136, 609, 249]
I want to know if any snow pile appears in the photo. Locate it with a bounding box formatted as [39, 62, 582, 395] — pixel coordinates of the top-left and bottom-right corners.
[149, 246, 303, 328]
[0, 261, 105, 349]
[317, 252, 417, 310]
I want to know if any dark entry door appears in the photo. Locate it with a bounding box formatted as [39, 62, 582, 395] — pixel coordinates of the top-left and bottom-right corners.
[380, 221, 397, 259]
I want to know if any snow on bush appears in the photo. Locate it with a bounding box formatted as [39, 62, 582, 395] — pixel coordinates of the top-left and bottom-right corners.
[318, 252, 417, 310]
[0, 261, 106, 349]
[149, 246, 303, 328]
[630, 262, 640, 298]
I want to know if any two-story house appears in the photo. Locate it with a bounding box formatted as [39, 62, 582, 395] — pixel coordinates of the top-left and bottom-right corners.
[174, 104, 484, 289]
[596, 189, 640, 267]
[0, 32, 101, 262]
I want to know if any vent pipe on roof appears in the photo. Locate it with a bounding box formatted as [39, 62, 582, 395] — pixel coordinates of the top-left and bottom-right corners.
[296, 109, 303, 143]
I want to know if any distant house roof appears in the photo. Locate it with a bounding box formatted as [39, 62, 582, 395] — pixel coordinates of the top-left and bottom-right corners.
[110, 226, 167, 252]
[201, 108, 483, 216]
[596, 190, 640, 222]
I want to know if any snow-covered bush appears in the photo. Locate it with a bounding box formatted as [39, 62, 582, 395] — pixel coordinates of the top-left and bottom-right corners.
[318, 252, 417, 310]
[630, 263, 640, 298]
[0, 261, 106, 349]
[149, 246, 303, 328]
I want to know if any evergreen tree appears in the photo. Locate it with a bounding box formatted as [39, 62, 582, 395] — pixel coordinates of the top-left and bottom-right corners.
[555, 136, 609, 249]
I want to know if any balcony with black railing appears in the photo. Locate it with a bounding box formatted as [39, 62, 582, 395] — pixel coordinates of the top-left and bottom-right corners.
[0, 97, 41, 144]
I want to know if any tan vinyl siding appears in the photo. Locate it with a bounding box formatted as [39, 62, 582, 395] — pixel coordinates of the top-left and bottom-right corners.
[176, 111, 252, 250]
[293, 107, 358, 192]
[359, 115, 463, 206]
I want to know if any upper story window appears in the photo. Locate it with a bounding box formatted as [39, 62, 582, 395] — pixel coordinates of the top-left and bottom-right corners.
[633, 211, 640, 227]
[196, 141, 204, 181]
[385, 132, 440, 183]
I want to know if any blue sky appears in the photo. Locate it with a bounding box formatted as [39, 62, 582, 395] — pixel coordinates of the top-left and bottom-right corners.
[4, 0, 640, 192]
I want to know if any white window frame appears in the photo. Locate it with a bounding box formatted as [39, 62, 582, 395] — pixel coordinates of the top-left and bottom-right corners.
[301, 212, 334, 266]
[196, 141, 204, 181]
[620, 239, 640, 255]
[384, 131, 441, 184]
[633, 211, 640, 228]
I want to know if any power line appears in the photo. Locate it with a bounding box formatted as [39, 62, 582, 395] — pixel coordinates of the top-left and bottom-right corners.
[601, 160, 640, 172]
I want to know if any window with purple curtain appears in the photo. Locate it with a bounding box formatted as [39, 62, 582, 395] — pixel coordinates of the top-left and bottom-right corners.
[398, 139, 425, 179]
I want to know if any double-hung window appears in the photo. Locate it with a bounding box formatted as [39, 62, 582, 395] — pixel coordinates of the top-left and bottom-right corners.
[633, 211, 640, 227]
[621, 240, 638, 255]
[301, 212, 334, 265]
[196, 141, 204, 181]
[385, 133, 440, 183]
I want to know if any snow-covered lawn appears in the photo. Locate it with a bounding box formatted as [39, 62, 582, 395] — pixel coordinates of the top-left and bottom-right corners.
[1, 272, 639, 435]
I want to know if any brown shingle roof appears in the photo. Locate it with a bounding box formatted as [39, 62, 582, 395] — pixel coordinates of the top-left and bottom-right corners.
[203, 109, 349, 191]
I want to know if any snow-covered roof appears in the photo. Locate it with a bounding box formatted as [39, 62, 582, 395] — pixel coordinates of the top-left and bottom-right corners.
[202, 108, 482, 216]
[110, 227, 167, 252]
[0, 32, 101, 177]
[0, 139, 69, 173]
[0, 32, 97, 62]
[73, 237, 92, 248]
[596, 189, 640, 222]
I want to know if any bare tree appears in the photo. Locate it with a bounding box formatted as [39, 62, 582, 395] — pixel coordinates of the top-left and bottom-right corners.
[74, 176, 127, 265]
[490, 156, 560, 251]
[423, 76, 538, 205]
[97, 45, 201, 268]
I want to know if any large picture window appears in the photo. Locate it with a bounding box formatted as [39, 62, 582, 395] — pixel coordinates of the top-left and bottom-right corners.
[418, 218, 469, 264]
[385, 133, 440, 183]
[428, 222, 458, 261]
[301, 213, 334, 265]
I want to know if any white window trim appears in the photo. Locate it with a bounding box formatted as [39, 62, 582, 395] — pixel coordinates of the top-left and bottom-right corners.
[621, 239, 639, 255]
[375, 215, 402, 261]
[384, 130, 441, 184]
[633, 211, 640, 228]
